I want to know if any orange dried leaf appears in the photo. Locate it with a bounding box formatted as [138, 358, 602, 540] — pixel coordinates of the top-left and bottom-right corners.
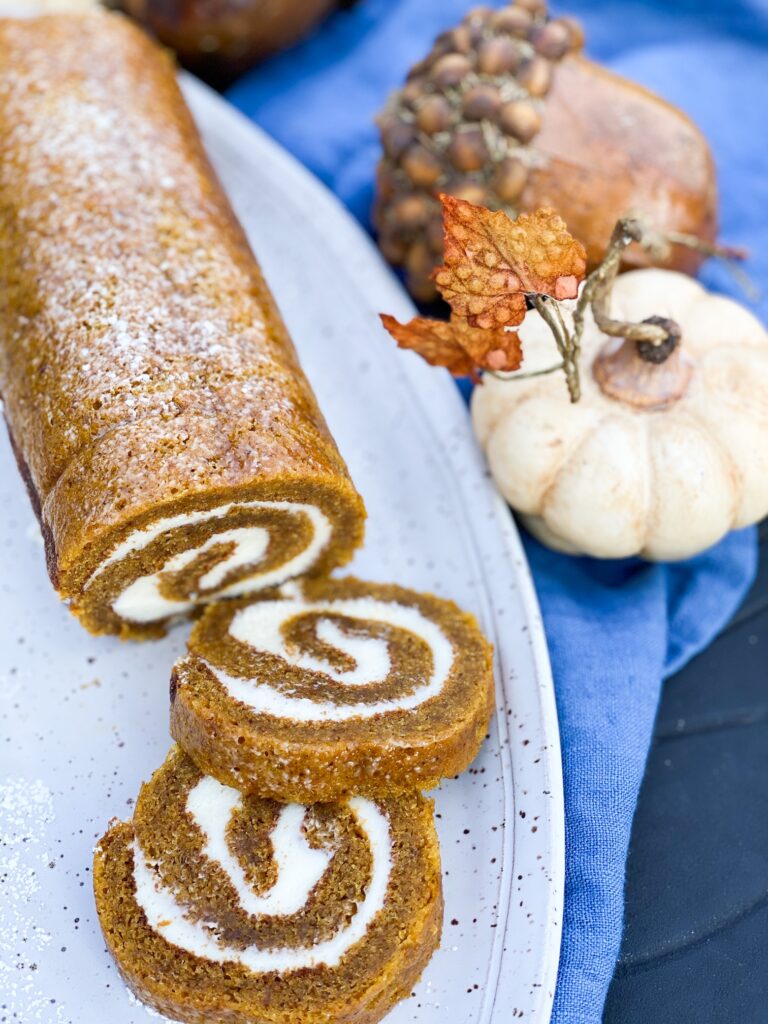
[379, 313, 522, 377]
[433, 195, 587, 329]
[380, 314, 474, 375]
[455, 318, 523, 373]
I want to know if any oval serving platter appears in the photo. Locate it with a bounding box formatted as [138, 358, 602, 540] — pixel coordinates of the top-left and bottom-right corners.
[0, 76, 564, 1024]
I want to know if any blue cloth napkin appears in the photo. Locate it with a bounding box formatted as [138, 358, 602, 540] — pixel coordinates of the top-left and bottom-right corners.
[228, 3, 766, 1019]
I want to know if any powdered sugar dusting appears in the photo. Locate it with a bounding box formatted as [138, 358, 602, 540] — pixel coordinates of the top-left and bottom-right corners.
[125, 987, 178, 1021]
[0, 10, 338, 513]
[0, 778, 68, 1022]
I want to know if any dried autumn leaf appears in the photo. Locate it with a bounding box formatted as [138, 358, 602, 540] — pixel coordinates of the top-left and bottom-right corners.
[456, 319, 524, 374]
[433, 195, 587, 329]
[379, 313, 522, 378]
[380, 314, 474, 376]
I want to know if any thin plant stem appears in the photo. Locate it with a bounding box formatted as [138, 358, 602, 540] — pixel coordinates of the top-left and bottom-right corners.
[531, 294, 580, 402]
[664, 231, 748, 263]
[662, 232, 759, 302]
[486, 361, 565, 381]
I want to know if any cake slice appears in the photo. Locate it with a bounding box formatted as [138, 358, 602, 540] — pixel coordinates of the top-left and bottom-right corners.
[94, 747, 443, 1024]
[170, 576, 495, 801]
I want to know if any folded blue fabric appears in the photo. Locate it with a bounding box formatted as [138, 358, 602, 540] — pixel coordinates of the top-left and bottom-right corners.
[228, 3, 765, 1020]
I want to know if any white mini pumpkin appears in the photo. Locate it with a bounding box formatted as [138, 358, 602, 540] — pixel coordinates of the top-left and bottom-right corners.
[472, 268, 768, 560]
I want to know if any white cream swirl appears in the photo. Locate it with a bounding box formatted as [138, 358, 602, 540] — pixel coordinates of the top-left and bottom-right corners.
[186, 778, 332, 917]
[133, 777, 392, 972]
[204, 588, 455, 722]
[86, 500, 332, 623]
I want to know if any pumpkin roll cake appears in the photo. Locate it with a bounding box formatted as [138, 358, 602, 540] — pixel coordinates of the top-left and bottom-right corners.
[94, 748, 443, 1024]
[170, 576, 495, 801]
[0, 9, 364, 638]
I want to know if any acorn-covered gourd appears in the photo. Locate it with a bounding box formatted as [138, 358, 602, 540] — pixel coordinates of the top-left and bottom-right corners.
[374, 0, 717, 301]
[472, 269, 768, 561]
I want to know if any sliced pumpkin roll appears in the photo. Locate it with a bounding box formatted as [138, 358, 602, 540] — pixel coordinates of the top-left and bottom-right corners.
[0, 10, 364, 639]
[94, 748, 443, 1024]
[170, 576, 495, 801]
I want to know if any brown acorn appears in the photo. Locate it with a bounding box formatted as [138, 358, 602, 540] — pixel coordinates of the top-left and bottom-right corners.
[462, 83, 502, 121]
[416, 95, 455, 134]
[373, 0, 717, 302]
[498, 100, 542, 142]
[448, 128, 490, 172]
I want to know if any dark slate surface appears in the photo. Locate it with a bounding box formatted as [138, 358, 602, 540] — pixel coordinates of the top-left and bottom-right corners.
[604, 520, 768, 1023]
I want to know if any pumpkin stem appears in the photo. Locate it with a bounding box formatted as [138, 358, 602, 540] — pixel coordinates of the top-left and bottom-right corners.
[583, 222, 694, 407]
[635, 316, 681, 363]
[577, 218, 681, 363]
[507, 215, 745, 403]
[592, 334, 693, 409]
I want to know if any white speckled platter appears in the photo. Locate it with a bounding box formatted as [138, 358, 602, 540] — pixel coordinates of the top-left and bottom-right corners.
[0, 77, 564, 1024]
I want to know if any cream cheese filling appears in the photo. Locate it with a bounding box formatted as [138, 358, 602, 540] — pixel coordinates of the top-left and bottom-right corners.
[133, 779, 392, 972]
[204, 590, 455, 722]
[86, 500, 332, 623]
[186, 777, 332, 918]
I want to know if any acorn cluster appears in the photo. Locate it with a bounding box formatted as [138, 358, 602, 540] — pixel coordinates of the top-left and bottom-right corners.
[373, 0, 583, 300]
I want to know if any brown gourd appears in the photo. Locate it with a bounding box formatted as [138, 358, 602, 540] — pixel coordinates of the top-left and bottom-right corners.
[528, 55, 716, 274]
[113, 0, 336, 84]
[374, 0, 717, 301]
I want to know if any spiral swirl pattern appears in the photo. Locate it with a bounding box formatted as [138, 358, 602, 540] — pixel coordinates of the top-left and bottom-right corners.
[133, 776, 391, 971]
[82, 500, 333, 629]
[94, 750, 443, 1024]
[171, 578, 495, 801]
[206, 585, 454, 722]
